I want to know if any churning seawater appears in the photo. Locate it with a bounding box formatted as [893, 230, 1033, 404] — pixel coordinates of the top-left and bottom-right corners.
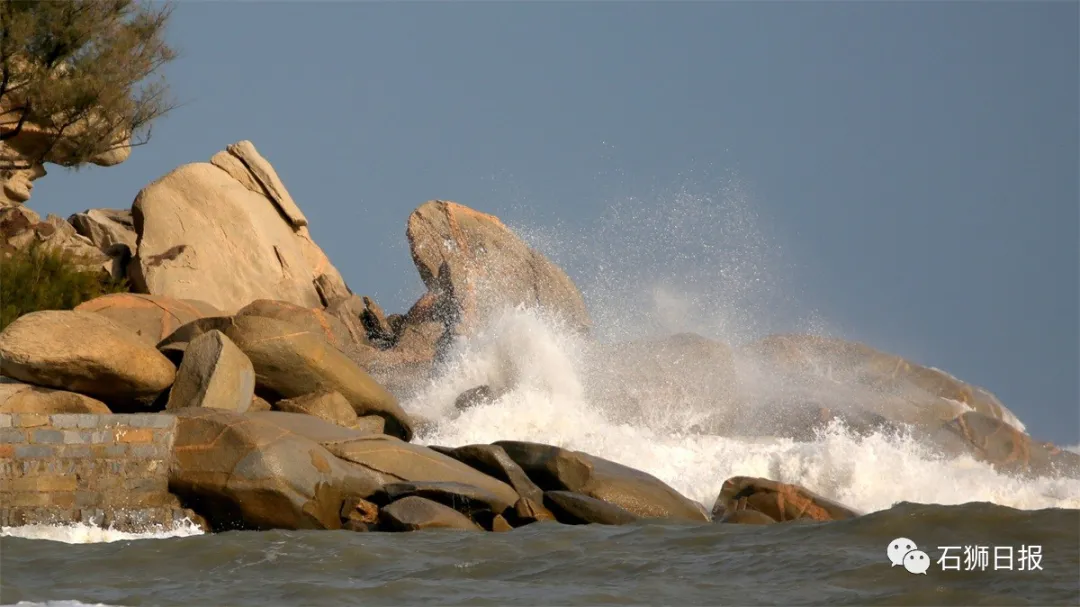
[3, 181, 1079, 606]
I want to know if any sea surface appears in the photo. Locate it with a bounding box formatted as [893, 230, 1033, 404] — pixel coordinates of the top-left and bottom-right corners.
[3, 186, 1079, 606]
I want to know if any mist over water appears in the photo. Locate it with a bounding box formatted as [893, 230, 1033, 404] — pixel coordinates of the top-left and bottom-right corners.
[405, 176, 1080, 514]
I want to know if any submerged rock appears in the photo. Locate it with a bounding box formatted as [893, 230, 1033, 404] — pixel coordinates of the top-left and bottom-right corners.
[711, 477, 859, 523]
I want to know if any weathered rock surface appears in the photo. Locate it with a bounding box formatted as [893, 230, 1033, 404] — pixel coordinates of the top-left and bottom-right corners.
[1, 206, 112, 274]
[75, 293, 219, 346]
[67, 208, 138, 276]
[237, 299, 367, 353]
[165, 330, 254, 412]
[406, 200, 591, 342]
[379, 496, 482, 532]
[430, 444, 544, 504]
[496, 441, 708, 522]
[371, 481, 506, 517]
[221, 315, 412, 440]
[156, 317, 236, 363]
[711, 477, 860, 523]
[0, 310, 175, 406]
[941, 412, 1080, 478]
[544, 491, 641, 526]
[274, 390, 359, 429]
[168, 409, 384, 531]
[508, 497, 557, 526]
[341, 496, 380, 531]
[739, 334, 1025, 432]
[129, 141, 348, 314]
[0, 377, 111, 414]
[322, 436, 521, 511]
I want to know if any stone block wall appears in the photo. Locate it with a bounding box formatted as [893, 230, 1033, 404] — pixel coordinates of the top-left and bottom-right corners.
[0, 413, 197, 530]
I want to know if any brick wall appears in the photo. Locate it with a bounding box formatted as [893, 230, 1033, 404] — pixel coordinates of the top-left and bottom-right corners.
[0, 413, 197, 531]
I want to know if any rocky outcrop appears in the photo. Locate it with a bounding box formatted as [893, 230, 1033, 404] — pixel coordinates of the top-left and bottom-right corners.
[323, 436, 521, 511]
[496, 441, 708, 522]
[221, 315, 412, 440]
[711, 477, 860, 523]
[1, 206, 112, 274]
[379, 496, 482, 532]
[739, 334, 1025, 432]
[75, 293, 220, 346]
[406, 200, 591, 344]
[274, 390, 360, 430]
[941, 412, 1080, 478]
[129, 141, 349, 314]
[165, 330, 254, 413]
[236, 299, 370, 355]
[67, 208, 138, 279]
[0, 310, 175, 408]
[0, 377, 111, 414]
[543, 491, 641, 526]
[371, 481, 508, 517]
[430, 444, 545, 504]
[168, 409, 384, 531]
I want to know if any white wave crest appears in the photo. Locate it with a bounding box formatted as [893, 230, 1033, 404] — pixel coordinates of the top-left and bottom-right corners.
[0, 519, 205, 544]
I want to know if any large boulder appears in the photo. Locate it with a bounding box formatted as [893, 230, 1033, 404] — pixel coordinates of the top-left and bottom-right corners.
[75, 293, 220, 346]
[941, 412, 1080, 478]
[220, 315, 413, 441]
[430, 444, 545, 504]
[543, 491, 641, 526]
[711, 477, 860, 523]
[739, 334, 1025, 432]
[236, 299, 369, 354]
[371, 481, 508, 517]
[379, 496, 482, 532]
[406, 200, 590, 340]
[165, 330, 254, 413]
[0, 377, 111, 414]
[495, 441, 708, 522]
[129, 141, 349, 314]
[68, 208, 138, 257]
[0, 310, 175, 407]
[321, 435, 521, 511]
[168, 409, 384, 531]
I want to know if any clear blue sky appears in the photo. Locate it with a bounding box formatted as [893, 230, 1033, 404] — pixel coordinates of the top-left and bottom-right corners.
[30, 2, 1078, 445]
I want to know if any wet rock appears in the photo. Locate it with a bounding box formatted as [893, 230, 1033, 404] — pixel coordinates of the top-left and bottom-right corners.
[507, 497, 557, 527]
[431, 444, 544, 504]
[371, 481, 506, 518]
[716, 510, 777, 525]
[75, 293, 220, 346]
[165, 330, 254, 412]
[379, 496, 482, 532]
[406, 200, 591, 340]
[711, 477, 859, 523]
[943, 411, 1080, 478]
[453, 385, 503, 414]
[0, 377, 111, 414]
[543, 491, 641, 526]
[274, 390, 359, 429]
[222, 315, 412, 441]
[0, 310, 175, 407]
[340, 497, 380, 532]
[169, 409, 384, 531]
[496, 440, 708, 522]
[322, 436, 520, 511]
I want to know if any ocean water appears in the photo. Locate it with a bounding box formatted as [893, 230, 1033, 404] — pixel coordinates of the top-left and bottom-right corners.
[3, 183, 1078, 606]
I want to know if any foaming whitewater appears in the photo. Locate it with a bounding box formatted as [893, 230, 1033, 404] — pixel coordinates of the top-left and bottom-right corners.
[407, 175, 1080, 514]
[408, 309, 1080, 514]
[0, 519, 205, 544]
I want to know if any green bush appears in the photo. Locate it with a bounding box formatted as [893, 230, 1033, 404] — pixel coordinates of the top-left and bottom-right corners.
[0, 243, 128, 331]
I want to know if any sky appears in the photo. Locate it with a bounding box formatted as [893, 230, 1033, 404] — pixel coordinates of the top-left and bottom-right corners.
[28, 2, 1078, 445]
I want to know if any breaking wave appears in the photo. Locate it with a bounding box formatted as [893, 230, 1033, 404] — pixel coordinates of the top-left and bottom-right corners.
[406, 175, 1080, 514]
[0, 520, 205, 544]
